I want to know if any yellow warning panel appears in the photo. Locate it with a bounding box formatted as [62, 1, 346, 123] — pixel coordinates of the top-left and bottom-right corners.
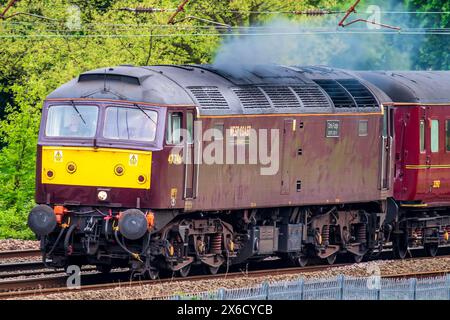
[41, 146, 152, 189]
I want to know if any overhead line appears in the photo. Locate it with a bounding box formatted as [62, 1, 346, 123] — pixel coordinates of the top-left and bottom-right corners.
[1, 30, 450, 39]
[0, 0, 18, 19]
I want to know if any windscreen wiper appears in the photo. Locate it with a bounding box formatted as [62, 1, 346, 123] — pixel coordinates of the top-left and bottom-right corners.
[71, 101, 86, 125]
[134, 104, 156, 125]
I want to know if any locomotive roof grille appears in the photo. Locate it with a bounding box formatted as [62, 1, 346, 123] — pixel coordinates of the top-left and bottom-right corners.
[187, 86, 229, 110]
[337, 79, 378, 108]
[78, 73, 141, 85]
[232, 87, 272, 109]
[314, 79, 357, 109]
[290, 85, 332, 108]
[260, 86, 301, 108]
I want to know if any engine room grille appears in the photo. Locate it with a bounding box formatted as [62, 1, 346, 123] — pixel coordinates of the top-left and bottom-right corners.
[314, 79, 356, 108]
[260, 86, 301, 108]
[337, 79, 378, 108]
[232, 87, 271, 109]
[290, 85, 331, 108]
[188, 86, 229, 110]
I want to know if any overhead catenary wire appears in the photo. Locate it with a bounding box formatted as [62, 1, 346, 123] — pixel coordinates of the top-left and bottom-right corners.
[117, 7, 450, 15]
[1, 7, 448, 26]
[1, 30, 450, 39]
[2, 23, 450, 33]
[2, 20, 450, 31]
[0, 0, 19, 19]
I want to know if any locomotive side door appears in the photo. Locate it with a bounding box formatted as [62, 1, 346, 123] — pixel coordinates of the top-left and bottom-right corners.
[281, 119, 295, 195]
[166, 109, 196, 204]
[380, 105, 394, 190]
[184, 110, 196, 199]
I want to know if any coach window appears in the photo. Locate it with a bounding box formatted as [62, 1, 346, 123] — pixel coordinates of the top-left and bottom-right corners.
[431, 119, 439, 153]
[420, 120, 425, 152]
[446, 120, 450, 152]
[166, 112, 182, 144]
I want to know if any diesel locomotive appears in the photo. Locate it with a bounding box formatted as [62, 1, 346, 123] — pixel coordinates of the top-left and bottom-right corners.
[27, 64, 450, 277]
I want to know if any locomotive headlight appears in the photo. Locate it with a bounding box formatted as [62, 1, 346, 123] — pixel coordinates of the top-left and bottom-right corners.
[98, 191, 108, 201]
[114, 164, 125, 176]
[137, 174, 146, 184]
[46, 169, 55, 179]
[66, 162, 77, 174]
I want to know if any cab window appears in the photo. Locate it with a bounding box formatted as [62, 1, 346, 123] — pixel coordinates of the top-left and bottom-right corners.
[46, 105, 98, 138]
[103, 106, 158, 142]
[431, 119, 439, 153]
[166, 112, 182, 144]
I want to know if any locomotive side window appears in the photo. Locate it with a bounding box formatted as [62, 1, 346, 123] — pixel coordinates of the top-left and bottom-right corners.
[420, 120, 425, 152]
[431, 120, 439, 153]
[46, 105, 98, 138]
[358, 120, 368, 137]
[103, 106, 158, 142]
[166, 112, 182, 145]
[446, 120, 450, 152]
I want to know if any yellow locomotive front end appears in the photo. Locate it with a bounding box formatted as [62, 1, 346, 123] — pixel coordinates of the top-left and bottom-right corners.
[29, 100, 166, 270]
[41, 146, 152, 191]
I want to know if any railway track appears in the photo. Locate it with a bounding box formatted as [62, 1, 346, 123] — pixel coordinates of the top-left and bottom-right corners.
[0, 262, 98, 280]
[0, 263, 352, 299]
[0, 262, 45, 274]
[2, 255, 450, 299]
[0, 249, 41, 260]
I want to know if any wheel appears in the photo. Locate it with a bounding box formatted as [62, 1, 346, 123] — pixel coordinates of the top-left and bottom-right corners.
[204, 265, 220, 275]
[96, 264, 111, 274]
[425, 244, 438, 257]
[353, 254, 364, 263]
[393, 234, 408, 259]
[148, 268, 159, 280]
[178, 264, 191, 277]
[295, 255, 309, 267]
[326, 253, 337, 265]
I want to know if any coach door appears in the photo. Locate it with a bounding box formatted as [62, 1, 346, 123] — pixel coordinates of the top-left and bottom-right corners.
[380, 106, 394, 190]
[425, 107, 443, 196]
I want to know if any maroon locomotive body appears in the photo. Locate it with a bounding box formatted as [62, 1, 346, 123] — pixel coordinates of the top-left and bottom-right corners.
[28, 65, 450, 276]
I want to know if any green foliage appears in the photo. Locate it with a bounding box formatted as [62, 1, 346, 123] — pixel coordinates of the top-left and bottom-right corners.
[0, 203, 34, 239]
[406, 0, 450, 69]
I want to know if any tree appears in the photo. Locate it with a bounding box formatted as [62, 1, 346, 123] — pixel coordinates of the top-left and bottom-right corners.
[406, 0, 450, 69]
